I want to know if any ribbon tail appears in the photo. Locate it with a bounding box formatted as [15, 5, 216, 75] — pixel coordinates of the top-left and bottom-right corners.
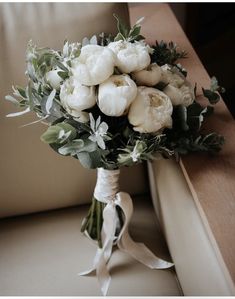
[79, 201, 117, 296]
[116, 192, 174, 270]
[118, 232, 174, 269]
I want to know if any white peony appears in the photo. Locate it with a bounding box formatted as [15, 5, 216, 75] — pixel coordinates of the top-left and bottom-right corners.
[98, 74, 137, 117]
[71, 44, 115, 86]
[161, 64, 185, 87]
[161, 65, 194, 106]
[108, 40, 151, 73]
[60, 77, 96, 122]
[46, 69, 63, 89]
[163, 83, 194, 107]
[132, 63, 162, 86]
[128, 87, 173, 133]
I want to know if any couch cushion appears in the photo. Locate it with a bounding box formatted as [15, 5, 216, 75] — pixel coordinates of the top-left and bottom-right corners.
[0, 195, 182, 296]
[0, 3, 149, 218]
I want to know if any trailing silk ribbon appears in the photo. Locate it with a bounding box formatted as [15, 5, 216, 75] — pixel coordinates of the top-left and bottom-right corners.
[80, 168, 174, 296]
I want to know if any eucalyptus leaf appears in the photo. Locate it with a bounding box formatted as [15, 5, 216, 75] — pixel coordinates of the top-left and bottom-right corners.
[57, 71, 69, 80]
[45, 89, 56, 114]
[40, 122, 77, 144]
[202, 88, 220, 104]
[77, 150, 102, 169]
[58, 139, 84, 155]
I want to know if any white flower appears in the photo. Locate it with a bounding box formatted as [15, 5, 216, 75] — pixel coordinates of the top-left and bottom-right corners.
[130, 140, 146, 162]
[161, 65, 194, 106]
[46, 69, 63, 89]
[132, 63, 162, 86]
[71, 45, 115, 86]
[163, 83, 194, 107]
[161, 64, 185, 87]
[128, 87, 173, 133]
[60, 77, 96, 122]
[98, 74, 137, 117]
[88, 114, 109, 150]
[108, 40, 151, 73]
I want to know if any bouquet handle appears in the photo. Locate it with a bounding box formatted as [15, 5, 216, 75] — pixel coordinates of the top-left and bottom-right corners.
[80, 168, 174, 296]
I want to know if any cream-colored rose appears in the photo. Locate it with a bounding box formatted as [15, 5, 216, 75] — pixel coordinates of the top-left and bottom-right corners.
[60, 77, 96, 122]
[108, 40, 151, 73]
[71, 44, 115, 86]
[98, 74, 137, 116]
[132, 63, 162, 86]
[46, 70, 63, 89]
[128, 87, 173, 133]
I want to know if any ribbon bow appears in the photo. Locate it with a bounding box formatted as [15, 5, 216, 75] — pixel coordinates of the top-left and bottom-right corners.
[80, 169, 173, 296]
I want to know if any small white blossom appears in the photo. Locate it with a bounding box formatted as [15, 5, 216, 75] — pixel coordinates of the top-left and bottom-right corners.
[88, 114, 109, 150]
[130, 141, 146, 162]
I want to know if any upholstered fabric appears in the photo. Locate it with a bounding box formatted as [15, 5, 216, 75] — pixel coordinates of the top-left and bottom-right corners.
[0, 3, 149, 218]
[148, 158, 235, 296]
[0, 195, 182, 296]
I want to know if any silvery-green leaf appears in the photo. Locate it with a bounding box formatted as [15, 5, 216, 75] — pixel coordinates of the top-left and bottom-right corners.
[57, 71, 68, 80]
[135, 16, 145, 25]
[6, 107, 30, 117]
[63, 41, 69, 57]
[77, 139, 97, 153]
[210, 76, 218, 91]
[77, 150, 102, 169]
[20, 115, 49, 128]
[40, 125, 61, 144]
[40, 96, 64, 122]
[114, 32, 125, 42]
[57, 123, 77, 139]
[58, 139, 84, 155]
[45, 89, 56, 114]
[90, 35, 98, 45]
[5, 95, 19, 105]
[40, 122, 76, 144]
[82, 37, 90, 47]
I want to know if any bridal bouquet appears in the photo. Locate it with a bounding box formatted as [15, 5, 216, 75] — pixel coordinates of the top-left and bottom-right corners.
[6, 15, 225, 295]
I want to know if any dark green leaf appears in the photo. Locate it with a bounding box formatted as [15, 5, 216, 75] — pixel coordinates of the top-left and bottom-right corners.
[202, 88, 220, 104]
[113, 14, 129, 39]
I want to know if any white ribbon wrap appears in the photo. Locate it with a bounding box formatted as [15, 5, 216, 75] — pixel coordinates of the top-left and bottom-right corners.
[80, 168, 173, 295]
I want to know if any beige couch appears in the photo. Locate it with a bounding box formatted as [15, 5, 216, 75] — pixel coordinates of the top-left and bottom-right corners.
[0, 3, 234, 296]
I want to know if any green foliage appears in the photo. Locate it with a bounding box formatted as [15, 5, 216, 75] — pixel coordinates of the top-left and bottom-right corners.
[202, 76, 225, 104]
[168, 133, 225, 156]
[40, 122, 77, 144]
[5, 26, 225, 170]
[151, 41, 187, 66]
[113, 14, 145, 42]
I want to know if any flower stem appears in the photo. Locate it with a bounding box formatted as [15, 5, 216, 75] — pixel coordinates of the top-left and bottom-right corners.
[96, 200, 103, 248]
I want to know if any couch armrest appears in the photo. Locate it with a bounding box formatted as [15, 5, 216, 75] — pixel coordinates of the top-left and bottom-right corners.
[129, 3, 235, 295]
